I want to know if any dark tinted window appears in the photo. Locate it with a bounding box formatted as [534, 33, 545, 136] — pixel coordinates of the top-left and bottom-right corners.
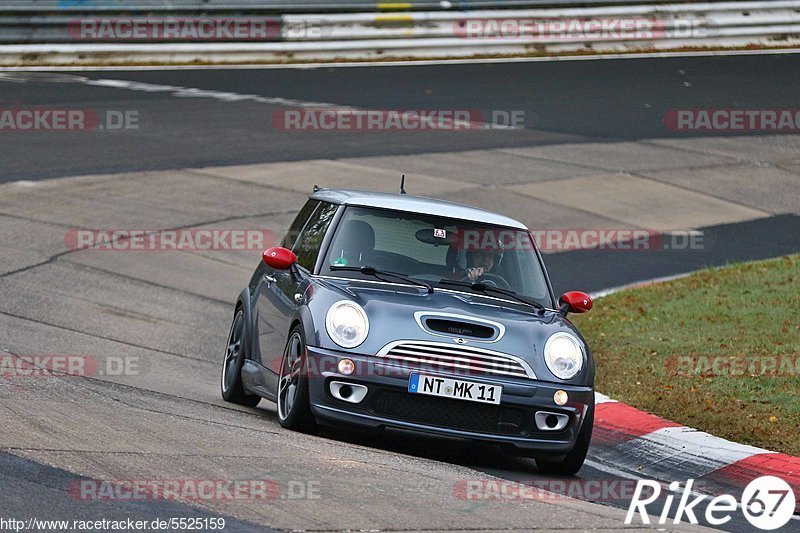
[280, 199, 320, 250]
[293, 201, 338, 272]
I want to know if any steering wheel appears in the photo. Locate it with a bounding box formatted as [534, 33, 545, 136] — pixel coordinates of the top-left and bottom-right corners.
[460, 272, 511, 290]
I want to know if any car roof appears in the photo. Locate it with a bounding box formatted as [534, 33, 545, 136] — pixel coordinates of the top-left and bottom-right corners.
[310, 188, 527, 230]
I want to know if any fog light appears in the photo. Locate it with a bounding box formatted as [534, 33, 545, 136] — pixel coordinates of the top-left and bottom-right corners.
[554, 390, 568, 406]
[337, 358, 355, 375]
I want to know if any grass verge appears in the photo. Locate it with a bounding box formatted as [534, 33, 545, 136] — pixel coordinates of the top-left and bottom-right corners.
[572, 254, 800, 456]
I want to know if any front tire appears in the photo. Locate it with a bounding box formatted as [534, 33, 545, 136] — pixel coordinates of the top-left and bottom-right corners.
[535, 398, 594, 476]
[221, 308, 261, 407]
[276, 326, 315, 432]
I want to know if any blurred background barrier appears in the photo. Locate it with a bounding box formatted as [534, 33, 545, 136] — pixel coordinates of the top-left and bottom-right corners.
[1, 0, 799, 63]
[0, 0, 747, 14]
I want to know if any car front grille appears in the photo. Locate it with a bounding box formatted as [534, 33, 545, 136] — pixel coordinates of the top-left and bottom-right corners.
[371, 390, 530, 436]
[376, 340, 535, 380]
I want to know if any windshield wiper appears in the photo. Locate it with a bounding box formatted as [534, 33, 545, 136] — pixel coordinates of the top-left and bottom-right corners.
[331, 265, 433, 293]
[437, 279, 545, 314]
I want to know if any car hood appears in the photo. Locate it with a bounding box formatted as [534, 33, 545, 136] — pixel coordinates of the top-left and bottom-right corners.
[305, 277, 592, 385]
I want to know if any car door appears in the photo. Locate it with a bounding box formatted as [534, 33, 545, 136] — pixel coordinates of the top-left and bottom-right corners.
[253, 199, 318, 381]
[256, 200, 338, 391]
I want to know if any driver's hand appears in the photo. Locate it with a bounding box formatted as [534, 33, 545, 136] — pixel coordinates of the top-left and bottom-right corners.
[467, 267, 485, 281]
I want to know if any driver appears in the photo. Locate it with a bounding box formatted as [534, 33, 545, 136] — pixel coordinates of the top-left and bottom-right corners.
[466, 250, 497, 281]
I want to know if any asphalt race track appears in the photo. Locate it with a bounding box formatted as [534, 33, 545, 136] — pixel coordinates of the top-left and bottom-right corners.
[1, 52, 799, 532]
[2, 52, 800, 181]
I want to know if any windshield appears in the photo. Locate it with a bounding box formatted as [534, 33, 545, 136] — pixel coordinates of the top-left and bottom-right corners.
[320, 206, 552, 307]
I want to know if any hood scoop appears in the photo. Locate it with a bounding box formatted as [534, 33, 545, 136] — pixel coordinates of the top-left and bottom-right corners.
[416, 312, 504, 342]
[425, 318, 495, 339]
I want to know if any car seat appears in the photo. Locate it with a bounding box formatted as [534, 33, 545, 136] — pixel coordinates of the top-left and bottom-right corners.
[330, 220, 375, 266]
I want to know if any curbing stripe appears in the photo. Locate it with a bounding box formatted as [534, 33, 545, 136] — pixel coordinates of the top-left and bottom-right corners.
[593, 401, 682, 447]
[591, 393, 799, 511]
[704, 453, 800, 509]
[596, 425, 771, 479]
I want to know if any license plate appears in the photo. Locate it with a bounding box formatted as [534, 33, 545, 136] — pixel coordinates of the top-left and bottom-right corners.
[408, 373, 502, 405]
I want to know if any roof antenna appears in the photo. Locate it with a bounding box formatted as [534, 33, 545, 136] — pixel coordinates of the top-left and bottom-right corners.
[313, 184, 320, 192]
[399, 174, 407, 195]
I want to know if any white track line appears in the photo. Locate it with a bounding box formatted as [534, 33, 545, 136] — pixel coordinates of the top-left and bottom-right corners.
[594, 392, 618, 404]
[590, 272, 695, 299]
[0, 73, 517, 129]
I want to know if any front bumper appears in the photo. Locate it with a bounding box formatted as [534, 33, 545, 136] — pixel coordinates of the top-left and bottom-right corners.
[305, 345, 593, 456]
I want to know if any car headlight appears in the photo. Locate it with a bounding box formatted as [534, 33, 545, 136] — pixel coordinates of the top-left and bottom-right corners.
[544, 332, 584, 380]
[325, 300, 369, 349]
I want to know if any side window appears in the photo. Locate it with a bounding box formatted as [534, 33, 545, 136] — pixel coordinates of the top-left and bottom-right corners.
[280, 199, 320, 250]
[293, 202, 338, 272]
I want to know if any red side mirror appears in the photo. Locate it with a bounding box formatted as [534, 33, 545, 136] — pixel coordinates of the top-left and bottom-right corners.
[262, 246, 297, 270]
[559, 291, 593, 315]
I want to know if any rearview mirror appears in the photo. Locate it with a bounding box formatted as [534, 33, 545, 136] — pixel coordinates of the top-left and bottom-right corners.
[559, 291, 593, 315]
[262, 246, 297, 270]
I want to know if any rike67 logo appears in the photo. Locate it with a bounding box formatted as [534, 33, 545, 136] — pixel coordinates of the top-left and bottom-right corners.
[626, 476, 795, 530]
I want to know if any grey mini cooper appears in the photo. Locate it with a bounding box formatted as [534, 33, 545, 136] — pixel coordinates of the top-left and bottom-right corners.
[221, 187, 595, 475]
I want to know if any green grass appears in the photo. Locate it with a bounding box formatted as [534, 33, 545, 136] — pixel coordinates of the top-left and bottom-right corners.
[572, 255, 800, 456]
